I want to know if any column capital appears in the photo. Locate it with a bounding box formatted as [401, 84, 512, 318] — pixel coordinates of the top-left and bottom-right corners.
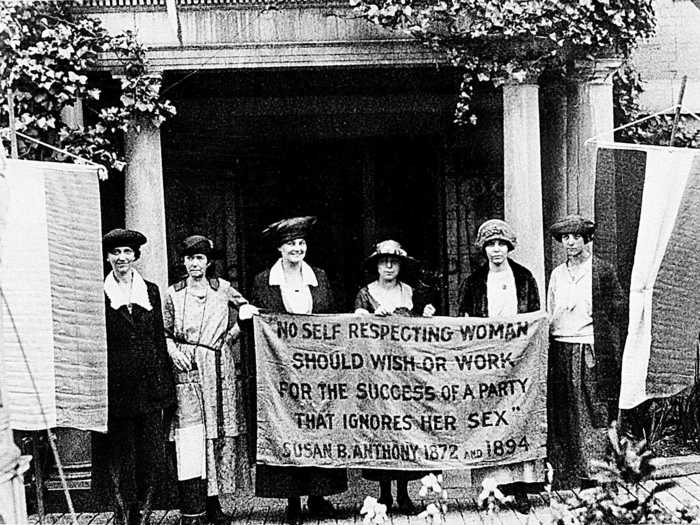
[571, 57, 623, 85]
[503, 70, 541, 86]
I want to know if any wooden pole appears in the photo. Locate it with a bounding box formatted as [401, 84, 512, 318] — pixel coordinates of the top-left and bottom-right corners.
[669, 75, 687, 147]
[6, 90, 18, 159]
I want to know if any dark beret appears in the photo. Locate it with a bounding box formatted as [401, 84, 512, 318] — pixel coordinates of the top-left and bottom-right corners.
[549, 214, 595, 240]
[262, 216, 317, 246]
[102, 228, 147, 252]
[180, 235, 214, 257]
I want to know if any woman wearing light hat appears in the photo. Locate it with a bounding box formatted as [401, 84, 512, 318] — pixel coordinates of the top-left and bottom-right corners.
[164, 235, 259, 524]
[355, 239, 436, 514]
[457, 219, 541, 514]
[251, 216, 347, 523]
[93, 229, 176, 525]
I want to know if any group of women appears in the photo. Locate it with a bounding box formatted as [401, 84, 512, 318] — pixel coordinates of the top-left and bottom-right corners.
[96, 214, 616, 525]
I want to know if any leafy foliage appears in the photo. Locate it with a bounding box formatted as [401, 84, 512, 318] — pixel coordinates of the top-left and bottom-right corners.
[0, 0, 175, 177]
[550, 422, 700, 524]
[351, 0, 656, 123]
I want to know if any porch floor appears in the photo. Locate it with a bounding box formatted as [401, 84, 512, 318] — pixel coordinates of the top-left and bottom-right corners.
[28, 472, 700, 525]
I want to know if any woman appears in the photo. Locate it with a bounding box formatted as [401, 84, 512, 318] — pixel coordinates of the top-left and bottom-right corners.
[457, 219, 541, 514]
[251, 216, 347, 523]
[547, 215, 623, 489]
[93, 229, 176, 525]
[355, 240, 436, 515]
[164, 235, 258, 524]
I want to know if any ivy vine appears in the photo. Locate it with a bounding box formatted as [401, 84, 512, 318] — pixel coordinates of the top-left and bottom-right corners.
[351, 0, 656, 124]
[0, 0, 176, 178]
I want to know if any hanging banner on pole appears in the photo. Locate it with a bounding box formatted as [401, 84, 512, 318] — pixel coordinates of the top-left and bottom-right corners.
[254, 311, 548, 470]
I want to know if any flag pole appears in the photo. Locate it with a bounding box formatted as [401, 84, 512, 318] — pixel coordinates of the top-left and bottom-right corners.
[669, 75, 687, 147]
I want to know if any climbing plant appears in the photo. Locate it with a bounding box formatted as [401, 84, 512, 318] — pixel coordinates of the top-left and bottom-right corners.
[351, 0, 656, 124]
[0, 0, 175, 177]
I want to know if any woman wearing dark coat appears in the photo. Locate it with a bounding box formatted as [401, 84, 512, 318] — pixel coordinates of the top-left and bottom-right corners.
[93, 229, 176, 525]
[250, 216, 347, 523]
[456, 219, 542, 515]
[355, 240, 436, 515]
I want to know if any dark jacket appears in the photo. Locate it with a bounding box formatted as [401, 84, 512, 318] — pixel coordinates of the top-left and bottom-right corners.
[591, 256, 625, 401]
[249, 264, 347, 498]
[251, 266, 335, 313]
[458, 259, 541, 317]
[104, 281, 176, 417]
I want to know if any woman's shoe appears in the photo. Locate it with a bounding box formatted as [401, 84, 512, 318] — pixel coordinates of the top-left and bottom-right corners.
[377, 493, 393, 510]
[307, 496, 336, 517]
[510, 492, 532, 514]
[206, 496, 227, 524]
[285, 497, 302, 524]
[180, 512, 207, 525]
[396, 497, 418, 515]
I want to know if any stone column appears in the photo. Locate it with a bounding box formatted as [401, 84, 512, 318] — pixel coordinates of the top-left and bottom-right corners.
[540, 83, 569, 273]
[565, 58, 622, 218]
[503, 77, 545, 294]
[124, 116, 169, 294]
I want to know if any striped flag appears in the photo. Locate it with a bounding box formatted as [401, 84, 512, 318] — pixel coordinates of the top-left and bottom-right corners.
[0, 159, 107, 431]
[594, 143, 700, 410]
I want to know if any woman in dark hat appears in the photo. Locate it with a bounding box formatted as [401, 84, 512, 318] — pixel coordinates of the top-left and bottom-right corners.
[355, 240, 436, 514]
[547, 214, 624, 489]
[163, 235, 259, 524]
[93, 229, 176, 525]
[250, 216, 347, 523]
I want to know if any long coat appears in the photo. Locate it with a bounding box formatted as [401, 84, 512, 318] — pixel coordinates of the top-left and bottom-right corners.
[249, 265, 348, 498]
[104, 280, 176, 417]
[456, 259, 544, 487]
[591, 256, 625, 405]
[93, 279, 177, 508]
[457, 259, 541, 316]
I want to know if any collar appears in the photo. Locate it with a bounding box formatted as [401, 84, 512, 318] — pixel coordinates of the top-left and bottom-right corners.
[268, 259, 318, 287]
[104, 269, 153, 311]
[566, 255, 592, 283]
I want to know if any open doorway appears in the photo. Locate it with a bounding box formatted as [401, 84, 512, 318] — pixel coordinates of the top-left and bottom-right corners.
[234, 135, 442, 311]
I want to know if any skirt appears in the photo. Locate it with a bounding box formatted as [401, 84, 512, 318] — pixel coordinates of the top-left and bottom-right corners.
[548, 341, 609, 489]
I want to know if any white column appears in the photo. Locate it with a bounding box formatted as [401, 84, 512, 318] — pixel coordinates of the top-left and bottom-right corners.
[124, 116, 168, 294]
[566, 58, 622, 218]
[503, 78, 545, 295]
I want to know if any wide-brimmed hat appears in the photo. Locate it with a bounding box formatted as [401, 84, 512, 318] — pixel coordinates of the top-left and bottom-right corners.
[179, 234, 220, 258]
[549, 214, 595, 241]
[364, 240, 419, 270]
[262, 216, 317, 246]
[475, 219, 517, 250]
[103, 228, 147, 259]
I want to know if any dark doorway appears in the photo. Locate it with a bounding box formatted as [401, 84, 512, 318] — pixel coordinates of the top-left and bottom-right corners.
[235, 135, 442, 311]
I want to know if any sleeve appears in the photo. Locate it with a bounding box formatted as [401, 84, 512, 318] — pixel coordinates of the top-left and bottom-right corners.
[527, 273, 541, 312]
[151, 285, 176, 406]
[250, 272, 266, 309]
[354, 287, 371, 311]
[318, 269, 337, 313]
[457, 277, 472, 316]
[162, 291, 179, 358]
[227, 284, 249, 308]
[546, 270, 557, 319]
